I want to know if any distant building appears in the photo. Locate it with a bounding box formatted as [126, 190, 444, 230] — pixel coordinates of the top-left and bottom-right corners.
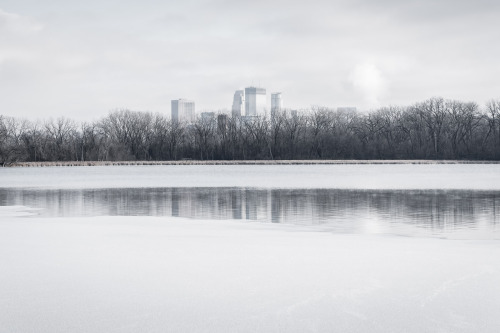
[171, 99, 195, 123]
[290, 109, 298, 118]
[245, 87, 266, 117]
[200, 112, 215, 120]
[271, 92, 282, 113]
[271, 92, 283, 119]
[231, 90, 245, 117]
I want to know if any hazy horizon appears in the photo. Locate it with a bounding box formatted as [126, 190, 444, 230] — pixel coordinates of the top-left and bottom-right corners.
[1, 0, 500, 121]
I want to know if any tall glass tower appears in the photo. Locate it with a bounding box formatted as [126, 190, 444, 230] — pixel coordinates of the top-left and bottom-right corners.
[271, 92, 282, 118]
[244, 87, 266, 117]
[231, 90, 245, 117]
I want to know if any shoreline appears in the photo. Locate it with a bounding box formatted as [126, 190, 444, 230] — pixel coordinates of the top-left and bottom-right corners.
[5, 159, 500, 167]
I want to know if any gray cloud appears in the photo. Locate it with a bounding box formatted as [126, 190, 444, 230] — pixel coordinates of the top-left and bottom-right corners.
[0, 0, 499, 120]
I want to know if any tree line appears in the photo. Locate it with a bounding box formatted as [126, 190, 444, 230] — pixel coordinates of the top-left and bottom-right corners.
[2, 97, 500, 165]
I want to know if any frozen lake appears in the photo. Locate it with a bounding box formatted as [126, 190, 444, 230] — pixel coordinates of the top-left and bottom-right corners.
[1, 164, 500, 239]
[1, 164, 500, 332]
[2, 187, 499, 239]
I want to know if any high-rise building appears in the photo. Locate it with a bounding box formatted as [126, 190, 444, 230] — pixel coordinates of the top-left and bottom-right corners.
[171, 99, 195, 123]
[245, 87, 266, 117]
[271, 92, 282, 118]
[231, 90, 245, 117]
[200, 112, 215, 120]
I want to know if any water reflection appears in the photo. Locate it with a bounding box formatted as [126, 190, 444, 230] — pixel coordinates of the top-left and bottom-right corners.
[1, 188, 499, 238]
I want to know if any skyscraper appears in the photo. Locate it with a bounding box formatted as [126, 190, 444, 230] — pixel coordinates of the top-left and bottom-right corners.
[244, 87, 266, 117]
[231, 90, 245, 117]
[171, 99, 195, 123]
[271, 92, 282, 118]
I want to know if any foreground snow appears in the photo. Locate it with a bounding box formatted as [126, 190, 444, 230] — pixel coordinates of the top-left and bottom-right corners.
[1, 207, 499, 332]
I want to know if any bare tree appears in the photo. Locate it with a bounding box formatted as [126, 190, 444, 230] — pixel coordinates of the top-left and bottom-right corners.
[415, 97, 447, 158]
[282, 110, 306, 159]
[307, 107, 332, 158]
[193, 115, 217, 160]
[44, 117, 78, 161]
[486, 99, 500, 158]
[2, 96, 500, 163]
[0, 116, 27, 165]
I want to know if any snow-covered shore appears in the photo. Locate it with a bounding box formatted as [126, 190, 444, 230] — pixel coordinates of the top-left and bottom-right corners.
[1, 207, 499, 333]
[6, 159, 500, 168]
[2, 163, 500, 190]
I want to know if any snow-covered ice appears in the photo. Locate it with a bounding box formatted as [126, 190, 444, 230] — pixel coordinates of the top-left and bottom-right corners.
[2, 164, 500, 190]
[1, 207, 499, 332]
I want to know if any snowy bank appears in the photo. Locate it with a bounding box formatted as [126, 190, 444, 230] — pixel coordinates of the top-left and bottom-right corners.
[0, 205, 39, 217]
[0, 214, 499, 332]
[2, 164, 500, 190]
[7, 159, 500, 168]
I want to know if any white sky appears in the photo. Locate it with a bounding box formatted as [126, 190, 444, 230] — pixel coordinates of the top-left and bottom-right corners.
[1, 0, 500, 120]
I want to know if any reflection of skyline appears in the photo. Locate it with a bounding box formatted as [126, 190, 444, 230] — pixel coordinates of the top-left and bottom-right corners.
[1, 188, 499, 237]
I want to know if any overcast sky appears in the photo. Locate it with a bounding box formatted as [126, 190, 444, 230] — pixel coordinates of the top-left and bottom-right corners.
[1, 0, 500, 120]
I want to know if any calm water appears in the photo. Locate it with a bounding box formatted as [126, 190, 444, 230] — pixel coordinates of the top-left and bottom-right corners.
[1, 187, 499, 239]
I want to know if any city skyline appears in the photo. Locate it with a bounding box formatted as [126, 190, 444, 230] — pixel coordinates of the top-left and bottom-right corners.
[1, 0, 499, 121]
[175, 86, 354, 122]
[180, 86, 286, 121]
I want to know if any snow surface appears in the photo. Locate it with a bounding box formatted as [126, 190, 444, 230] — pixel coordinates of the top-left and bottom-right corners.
[2, 164, 500, 190]
[0, 205, 38, 217]
[1, 206, 499, 333]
